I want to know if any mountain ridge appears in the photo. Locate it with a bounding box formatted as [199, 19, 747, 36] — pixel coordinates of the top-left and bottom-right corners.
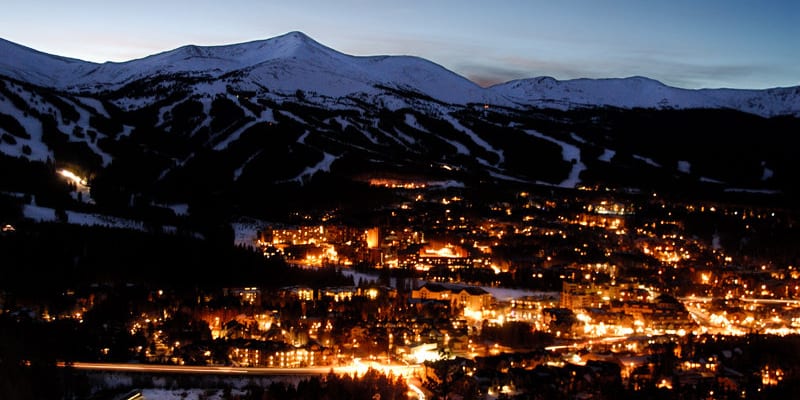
[1, 31, 798, 117]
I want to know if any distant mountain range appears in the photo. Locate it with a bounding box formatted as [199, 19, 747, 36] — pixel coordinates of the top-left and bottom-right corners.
[2, 31, 799, 116]
[1, 31, 799, 219]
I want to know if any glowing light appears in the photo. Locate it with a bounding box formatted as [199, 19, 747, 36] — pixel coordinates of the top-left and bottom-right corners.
[58, 169, 88, 186]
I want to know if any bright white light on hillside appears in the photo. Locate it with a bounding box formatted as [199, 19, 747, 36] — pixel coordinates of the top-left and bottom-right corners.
[58, 169, 88, 186]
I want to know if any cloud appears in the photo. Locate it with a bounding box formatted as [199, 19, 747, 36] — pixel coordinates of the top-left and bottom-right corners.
[455, 57, 607, 87]
[453, 51, 796, 90]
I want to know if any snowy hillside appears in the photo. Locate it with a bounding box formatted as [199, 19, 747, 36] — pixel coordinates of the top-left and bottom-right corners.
[489, 76, 800, 117]
[1, 32, 798, 116]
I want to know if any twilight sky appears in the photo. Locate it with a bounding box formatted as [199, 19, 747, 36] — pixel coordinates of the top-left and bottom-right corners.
[2, 0, 798, 89]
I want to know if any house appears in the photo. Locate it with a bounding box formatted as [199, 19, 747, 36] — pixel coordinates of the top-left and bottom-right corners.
[411, 283, 494, 311]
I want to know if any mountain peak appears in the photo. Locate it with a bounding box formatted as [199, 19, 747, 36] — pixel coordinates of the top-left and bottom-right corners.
[1, 33, 799, 117]
[276, 31, 316, 44]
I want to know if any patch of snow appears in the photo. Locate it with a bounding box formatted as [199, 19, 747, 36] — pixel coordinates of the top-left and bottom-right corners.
[156, 100, 180, 127]
[723, 188, 780, 194]
[0, 95, 52, 161]
[488, 170, 531, 183]
[233, 150, 262, 181]
[404, 114, 429, 133]
[289, 152, 337, 183]
[296, 130, 310, 145]
[61, 96, 113, 166]
[393, 127, 416, 144]
[110, 95, 159, 111]
[23, 204, 146, 231]
[428, 180, 465, 188]
[213, 119, 260, 150]
[598, 149, 616, 162]
[376, 127, 411, 150]
[332, 116, 353, 130]
[119, 125, 134, 137]
[231, 218, 268, 249]
[482, 287, 560, 303]
[633, 154, 662, 168]
[278, 110, 307, 124]
[435, 134, 470, 155]
[165, 203, 189, 216]
[443, 114, 504, 164]
[524, 130, 585, 188]
[700, 176, 725, 184]
[141, 388, 247, 400]
[76, 96, 110, 118]
[678, 160, 691, 173]
[569, 132, 588, 144]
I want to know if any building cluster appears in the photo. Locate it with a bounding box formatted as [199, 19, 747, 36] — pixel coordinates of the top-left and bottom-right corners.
[4, 186, 800, 398]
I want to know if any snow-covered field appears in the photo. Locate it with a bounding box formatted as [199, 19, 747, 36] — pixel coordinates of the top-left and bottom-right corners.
[140, 388, 246, 400]
[23, 203, 145, 231]
[339, 268, 559, 302]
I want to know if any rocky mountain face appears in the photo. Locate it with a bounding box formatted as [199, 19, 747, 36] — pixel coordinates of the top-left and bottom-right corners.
[1, 31, 799, 220]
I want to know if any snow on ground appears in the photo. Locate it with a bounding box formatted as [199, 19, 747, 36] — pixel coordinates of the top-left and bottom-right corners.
[231, 218, 268, 248]
[389, 127, 414, 145]
[296, 130, 310, 144]
[278, 110, 307, 124]
[482, 287, 560, 302]
[76, 96, 110, 118]
[213, 119, 260, 150]
[290, 152, 337, 183]
[141, 388, 246, 400]
[61, 96, 113, 166]
[443, 114, 504, 164]
[678, 160, 691, 173]
[428, 180, 465, 188]
[377, 127, 411, 150]
[633, 154, 661, 168]
[111, 95, 159, 111]
[23, 204, 145, 231]
[598, 148, 615, 162]
[404, 113, 429, 133]
[435, 134, 470, 155]
[569, 132, 588, 144]
[724, 188, 780, 194]
[358, 124, 379, 145]
[0, 95, 52, 161]
[119, 125, 135, 137]
[524, 130, 585, 188]
[156, 100, 180, 128]
[332, 116, 353, 131]
[338, 269, 558, 302]
[234, 150, 263, 180]
[488, 170, 531, 184]
[160, 203, 189, 216]
[700, 176, 725, 184]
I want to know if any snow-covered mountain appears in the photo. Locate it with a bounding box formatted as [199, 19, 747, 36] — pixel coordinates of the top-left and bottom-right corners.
[1, 31, 799, 220]
[488, 76, 800, 117]
[0, 32, 486, 105]
[1, 31, 798, 117]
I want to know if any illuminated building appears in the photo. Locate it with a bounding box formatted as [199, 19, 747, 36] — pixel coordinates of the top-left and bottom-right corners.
[224, 287, 261, 305]
[411, 283, 494, 311]
[228, 340, 331, 367]
[404, 242, 490, 271]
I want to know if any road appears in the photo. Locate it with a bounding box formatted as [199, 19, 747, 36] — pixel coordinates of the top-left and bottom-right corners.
[59, 362, 335, 376]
